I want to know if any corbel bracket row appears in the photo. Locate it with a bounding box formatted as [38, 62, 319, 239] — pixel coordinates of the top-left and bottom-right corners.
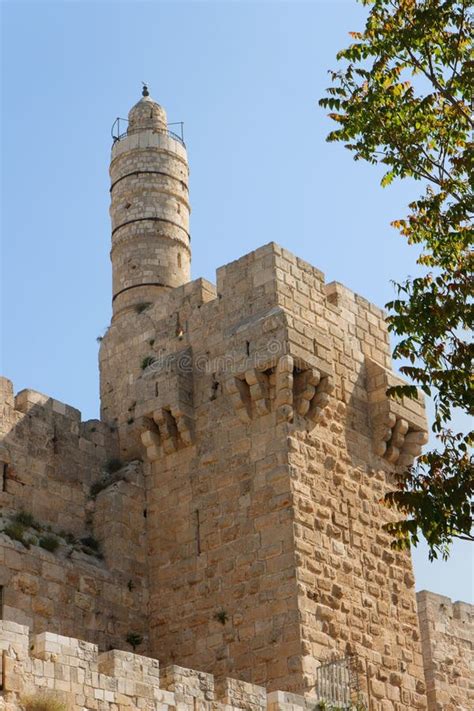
[140, 407, 193, 461]
[226, 354, 334, 425]
[367, 358, 428, 468]
[372, 412, 428, 467]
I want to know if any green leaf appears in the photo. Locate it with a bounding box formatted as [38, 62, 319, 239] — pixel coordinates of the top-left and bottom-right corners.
[320, 0, 474, 561]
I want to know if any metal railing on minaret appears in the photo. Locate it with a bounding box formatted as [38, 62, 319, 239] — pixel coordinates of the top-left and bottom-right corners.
[111, 116, 185, 146]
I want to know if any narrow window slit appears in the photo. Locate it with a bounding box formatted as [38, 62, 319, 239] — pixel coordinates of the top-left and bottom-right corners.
[195, 509, 201, 555]
[1, 463, 7, 493]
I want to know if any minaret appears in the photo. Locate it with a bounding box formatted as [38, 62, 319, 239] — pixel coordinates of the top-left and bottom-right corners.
[109, 85, 190, 318]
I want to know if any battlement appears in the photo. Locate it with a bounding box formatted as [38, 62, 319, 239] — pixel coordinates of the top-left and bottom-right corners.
[0, 377, 118, 535]
[0, 622, 317, 711]
[0, 377, 115, 455]
[1, 240, 430, 702]
[417, 591, 474, 711]
[417, 590, 474, 625]
[14, 389, 81, 422]
[100, 241, 407, 458]
[94, 240, 431, 701]
[0, 376, 148, 653]
[214, 244, 390, 371]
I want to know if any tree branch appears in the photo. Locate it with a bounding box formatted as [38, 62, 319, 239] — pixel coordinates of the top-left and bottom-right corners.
[405, 46, 473, 128]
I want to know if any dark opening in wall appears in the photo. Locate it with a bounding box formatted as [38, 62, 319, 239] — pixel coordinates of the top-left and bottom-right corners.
[210, 375, 220, 401]
[1, 463, 7, 493]
[195, 509, 201, 555]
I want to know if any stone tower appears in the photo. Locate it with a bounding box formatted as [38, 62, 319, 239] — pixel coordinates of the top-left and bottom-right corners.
[101, 86, 191, 427]
[2, 87, 473, 711]
[98, 90, 431, 708]
[109, 85, 190, 321]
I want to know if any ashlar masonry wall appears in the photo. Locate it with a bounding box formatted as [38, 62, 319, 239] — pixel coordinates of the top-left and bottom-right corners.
[1, 241, 470, 710]
[0, 621, 317, 711]
[417, 591, 473, 711]
[0, 378, 149, 654]
[99, 241, 429, 708]
[286, 276, 428, 705]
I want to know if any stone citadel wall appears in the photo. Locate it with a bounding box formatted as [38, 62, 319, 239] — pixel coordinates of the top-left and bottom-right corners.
[0, 599, 472, 711]
[0, 621, 318, 711]
[417, 591, 473, 711]
[0, 243, 472, 709]
[2, 86, 471, 710]
[0, 379, 149, 654]
[97, 242, 430, 706]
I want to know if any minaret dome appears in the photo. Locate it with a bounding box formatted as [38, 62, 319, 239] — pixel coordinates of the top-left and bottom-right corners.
[127, 86, 168, 134]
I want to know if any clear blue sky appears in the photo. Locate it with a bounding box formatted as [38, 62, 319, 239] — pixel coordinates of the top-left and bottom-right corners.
[1, 0, 472, 603]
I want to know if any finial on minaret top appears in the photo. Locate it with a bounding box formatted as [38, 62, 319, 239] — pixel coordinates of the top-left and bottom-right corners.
[127, 83, 167, 134]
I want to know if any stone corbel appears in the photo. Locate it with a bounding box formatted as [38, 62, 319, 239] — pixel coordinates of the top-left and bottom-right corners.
[225, 376, 252, 423]
[244, 367, 270, 417]
[172, 407, 194, 447]
[153, 409, 178, 455]
[226, 353, 334, 426]
[305, 372, 334, 425]
[139, 405, 195, 460]
[294, 367, 319, 416]
[135, 347, 195, 460]
[140, 423, 161, 462]
[275, 355, 294, 422]
[226, 366, 275, 422]
[367, 358, 428, 468]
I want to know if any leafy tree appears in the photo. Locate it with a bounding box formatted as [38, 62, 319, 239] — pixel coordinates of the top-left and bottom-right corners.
[320, 0, 473, 559]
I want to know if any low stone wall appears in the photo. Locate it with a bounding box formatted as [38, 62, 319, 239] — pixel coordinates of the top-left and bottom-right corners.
[417, 590, 473, 711]
[0, 621, 317, 710]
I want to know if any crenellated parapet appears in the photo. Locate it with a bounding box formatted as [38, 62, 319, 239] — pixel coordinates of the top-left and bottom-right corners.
[0, 378, 148, 653]
[97, 243, 431, 703]
[109, 241, 428, 471]
[0, 377, 118, 535]
[417, 591, 474, 711]
[0, 622, 317, 710]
